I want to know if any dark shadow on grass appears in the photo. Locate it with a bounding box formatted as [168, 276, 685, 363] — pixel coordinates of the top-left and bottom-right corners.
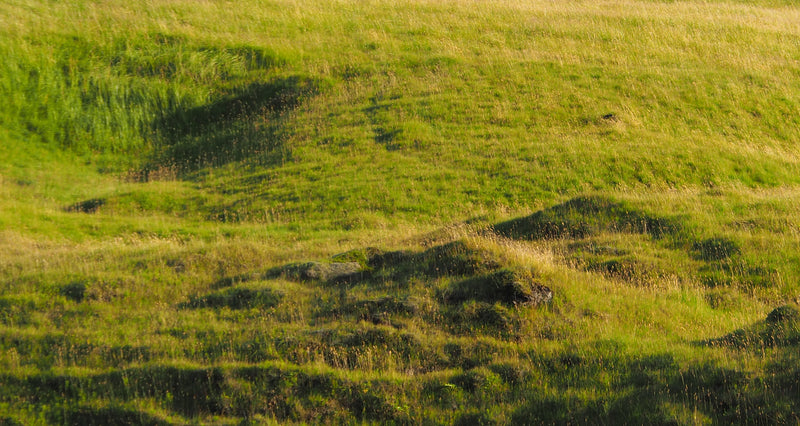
[64, 198, 106, 213]
[5, 365, 404, 422]
[181, 287, 282, 310]
[692, 237, 740, 261]
[701, 304, 800, 349]
[59, 406, 169, 426]
[511, 349, 800, 424]
[319, 296, 417, 326]
[493, 195, 683, 241]
[0, 332, 151, 369]
[140, 75, 321, 178]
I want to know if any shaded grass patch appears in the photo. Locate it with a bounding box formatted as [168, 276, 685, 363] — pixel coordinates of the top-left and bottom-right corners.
[493, 195, 684, 241]
[145, 75, 323, 176]
[705, 304, 800, 349]
[65, 198, 106, 214]
[440, 268, 552, 306]
[182, 286, 282, 310]
[57, 405, 169, 426]
[693, 237, 741, 261]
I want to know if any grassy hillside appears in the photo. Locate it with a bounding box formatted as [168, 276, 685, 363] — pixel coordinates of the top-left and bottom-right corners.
[2, 0, 800, 423]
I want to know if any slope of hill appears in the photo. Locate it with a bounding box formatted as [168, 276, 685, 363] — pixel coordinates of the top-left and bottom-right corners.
[2, 0, 800, 423]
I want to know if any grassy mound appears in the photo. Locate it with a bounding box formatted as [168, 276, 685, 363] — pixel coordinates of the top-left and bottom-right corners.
[493, 195, 683, 241]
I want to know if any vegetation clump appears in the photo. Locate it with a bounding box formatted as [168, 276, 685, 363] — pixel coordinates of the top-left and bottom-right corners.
[441, 268, 552, 306]
[586, 257, 661, 286]
[693, 237, 741, 261]
[334, 296, 417, 325]
[59, 282, 87, 303]
[302, 262, 364, 283]
[766, 305, 800, 324]
[445, 301, 517, 335]
[275, 261, 365, 283]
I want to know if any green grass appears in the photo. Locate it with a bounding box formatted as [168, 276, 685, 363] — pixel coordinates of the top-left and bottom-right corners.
[3, 0, 800, 423]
